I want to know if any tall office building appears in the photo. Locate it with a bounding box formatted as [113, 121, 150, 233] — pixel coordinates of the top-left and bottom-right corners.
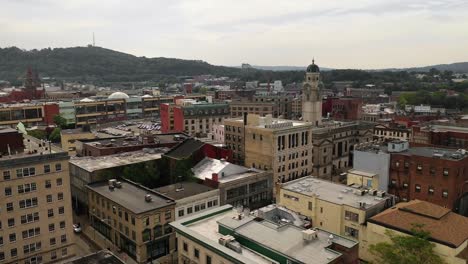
[0, 128, 74, 263]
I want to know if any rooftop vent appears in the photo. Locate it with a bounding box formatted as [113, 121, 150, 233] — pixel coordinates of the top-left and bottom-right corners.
[145, 194, 152, 202]
[377, 191, 386, 197]
[302, 229, 318, 241]
[115, 181, 122, 188]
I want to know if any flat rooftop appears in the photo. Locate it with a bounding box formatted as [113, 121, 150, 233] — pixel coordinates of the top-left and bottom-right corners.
[84, 133, 187, 149]
[192, 157, 264, 183]
[225, 116, 311, 130]
[0, 135, 67, 164]
[282, 177, 389, 210]
[154, 182, 215, 200]
[69, 148, 167, 172]
[87, 179, 174, 214]
[403, 147, 467, 161]
[172, 205, 356, 264]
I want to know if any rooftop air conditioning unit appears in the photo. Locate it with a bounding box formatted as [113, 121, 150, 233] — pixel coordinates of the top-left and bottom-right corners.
[377, 191, 386, 197]
[115, 181, 122, 188]
[145, 194, 152, 202]
[218, 235, 235, 246]
[302, 229, 318, 241]
[369, 189, 377, 196]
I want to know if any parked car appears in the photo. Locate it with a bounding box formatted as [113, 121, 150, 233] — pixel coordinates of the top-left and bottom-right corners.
[73, 223, 82, 233]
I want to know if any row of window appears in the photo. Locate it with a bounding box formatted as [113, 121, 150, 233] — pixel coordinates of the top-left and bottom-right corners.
[2, 163, 62, 181]
[4, 180, 62, 197]
[182, 241, 212, 264]
[391, 180, 449, 198]
[394, 162, 450, 176]
[178, 199, 218, 217]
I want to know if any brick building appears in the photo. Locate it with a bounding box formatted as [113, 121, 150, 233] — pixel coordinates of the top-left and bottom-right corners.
[411, 123, 468, 149]
[322, 97, 363, 121]
[388, 142, 468, 213]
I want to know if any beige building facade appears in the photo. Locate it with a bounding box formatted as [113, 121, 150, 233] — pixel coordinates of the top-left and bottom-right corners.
[86, 179, 176, 264]
[0, 135, 74, 264]
[60, 128, 95, 155]
[224, 114, 313, 186]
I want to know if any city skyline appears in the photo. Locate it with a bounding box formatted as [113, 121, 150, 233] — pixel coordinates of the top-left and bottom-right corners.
[2, 0, 468, 69]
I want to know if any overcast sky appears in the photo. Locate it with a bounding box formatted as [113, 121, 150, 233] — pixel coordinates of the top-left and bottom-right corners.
[2, 0, 468, 69]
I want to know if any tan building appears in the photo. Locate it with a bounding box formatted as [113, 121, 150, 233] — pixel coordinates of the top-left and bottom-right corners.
[86, 179, 176, 264]
[311, 121, 374, 179]
[373, 123, 411, 142]
[346, 169, 379, 190]
[224, 114, 313, 185]
[364, 200, 468, 264]
[229, 100, 277, 118]
[60, 127, 95, 155]
[0, 132, 74, 263]
[74, 98, 126, 126]
[277, 176, 394, 256]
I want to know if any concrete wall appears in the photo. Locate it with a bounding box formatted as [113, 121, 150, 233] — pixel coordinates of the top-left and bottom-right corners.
[353, 150, 390, 191]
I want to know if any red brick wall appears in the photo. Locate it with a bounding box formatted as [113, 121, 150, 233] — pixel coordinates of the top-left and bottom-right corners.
[389, 154, 468, 209]
[0, 131, 24, 154]
[202, 144, 233, 162]
[43, 103, 60, 125]
[160, 104, 170, 133]
[173, 107, 185, 133]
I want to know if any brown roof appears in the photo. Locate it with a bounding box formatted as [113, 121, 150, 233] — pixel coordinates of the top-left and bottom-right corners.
[369, 200, 468, 248]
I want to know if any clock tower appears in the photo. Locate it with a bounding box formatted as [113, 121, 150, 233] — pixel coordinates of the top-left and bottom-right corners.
[302, 59, 322, 126]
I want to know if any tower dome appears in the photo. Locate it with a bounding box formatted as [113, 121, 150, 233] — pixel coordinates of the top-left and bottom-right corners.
[108, 92, 130, 99]
[306, 59, 320, 73]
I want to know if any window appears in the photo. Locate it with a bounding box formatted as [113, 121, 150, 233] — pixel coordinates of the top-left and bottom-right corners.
[56, 178, 63, 186]
[8, 218, 15, 227]
[125, 212, 128, 221]
[61, 234, 67, 243]
[402, 182, 408, 189]
[0, 236, 2, 246]
[428, 186, 435, 195]
[50, 238, 56, 246]
[10, 248, 17, 258]
[308, 202, 313, 210]
[47, 195, 53, 203]
[131, 216, 135, 226]
[183, 242, 188, 252]
[49, 223, 55, 232]
[48, 209, 54, 218]
[443, 168, 449, 176]
[45, 180, 51, 189]
[4, 187, 12, 196]
[165, 211, 171, 220]
[345, 211, 359, 222]
[51, 251, 57, 260]
[417, 164, 422, 171]
[9, 233, 16, 242]
[62, 248, 68, 256]
[395, 161, 400, 167]
[415, 184, 421, 192]
[0, 252, 3, 261]
[6, 202, 13, 212]
[345, 226, 359, 239]
[55, 163, 62, 171]
[58, 193, 63, 201]
[58, 206, 64, 215]
[404, 162, 409, 168]
[187, 207, 193, 214]
[22, 227, 40, 239]
[194, 248, 200, 259]
[206, 255, 212, 264]
[44, 165, 50, 173]
[60, 221, 65, 229]
[320, 207, 323, 213]
[442, 190, 448, 198]
[178, 209, 184, 217]
[430, 167, 436, 175]
[19, 198, 38, 209]
[3, 171, 10, 180]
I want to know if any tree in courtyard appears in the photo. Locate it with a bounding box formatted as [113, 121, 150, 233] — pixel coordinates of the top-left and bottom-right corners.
[369, 224, 445, 264]
[48, 128, 61, 143]
[53, 114, 67, 129]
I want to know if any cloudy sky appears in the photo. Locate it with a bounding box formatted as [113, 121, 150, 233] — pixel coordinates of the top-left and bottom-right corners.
[2, 0, 468, 69]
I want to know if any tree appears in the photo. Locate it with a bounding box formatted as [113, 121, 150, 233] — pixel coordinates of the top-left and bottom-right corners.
[49, 128, 61, 143]
[369, 224, 445, 264]
[53, 114, 67, 129]
[28, 130, 47, 140]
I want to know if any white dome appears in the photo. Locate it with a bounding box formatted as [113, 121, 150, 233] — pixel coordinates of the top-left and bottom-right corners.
[142, 94, 153, 98]
[80, 98, 95, 102]
[108, 92, 130, 99]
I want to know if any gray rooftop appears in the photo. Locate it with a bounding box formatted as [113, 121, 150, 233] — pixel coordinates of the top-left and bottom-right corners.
[87, 180, 174, 214]
[154, 182, 215, 200]
[171, 205, 357, 264]
[69, 149, 167, 172]
[282, 177, 389, 210]
[192, 157, 264, 183]
[404, 147, 468, 161]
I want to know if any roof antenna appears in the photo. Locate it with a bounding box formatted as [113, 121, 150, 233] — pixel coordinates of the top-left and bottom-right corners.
[312, 58, 315, 64]
[93, 32, 95, 46]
